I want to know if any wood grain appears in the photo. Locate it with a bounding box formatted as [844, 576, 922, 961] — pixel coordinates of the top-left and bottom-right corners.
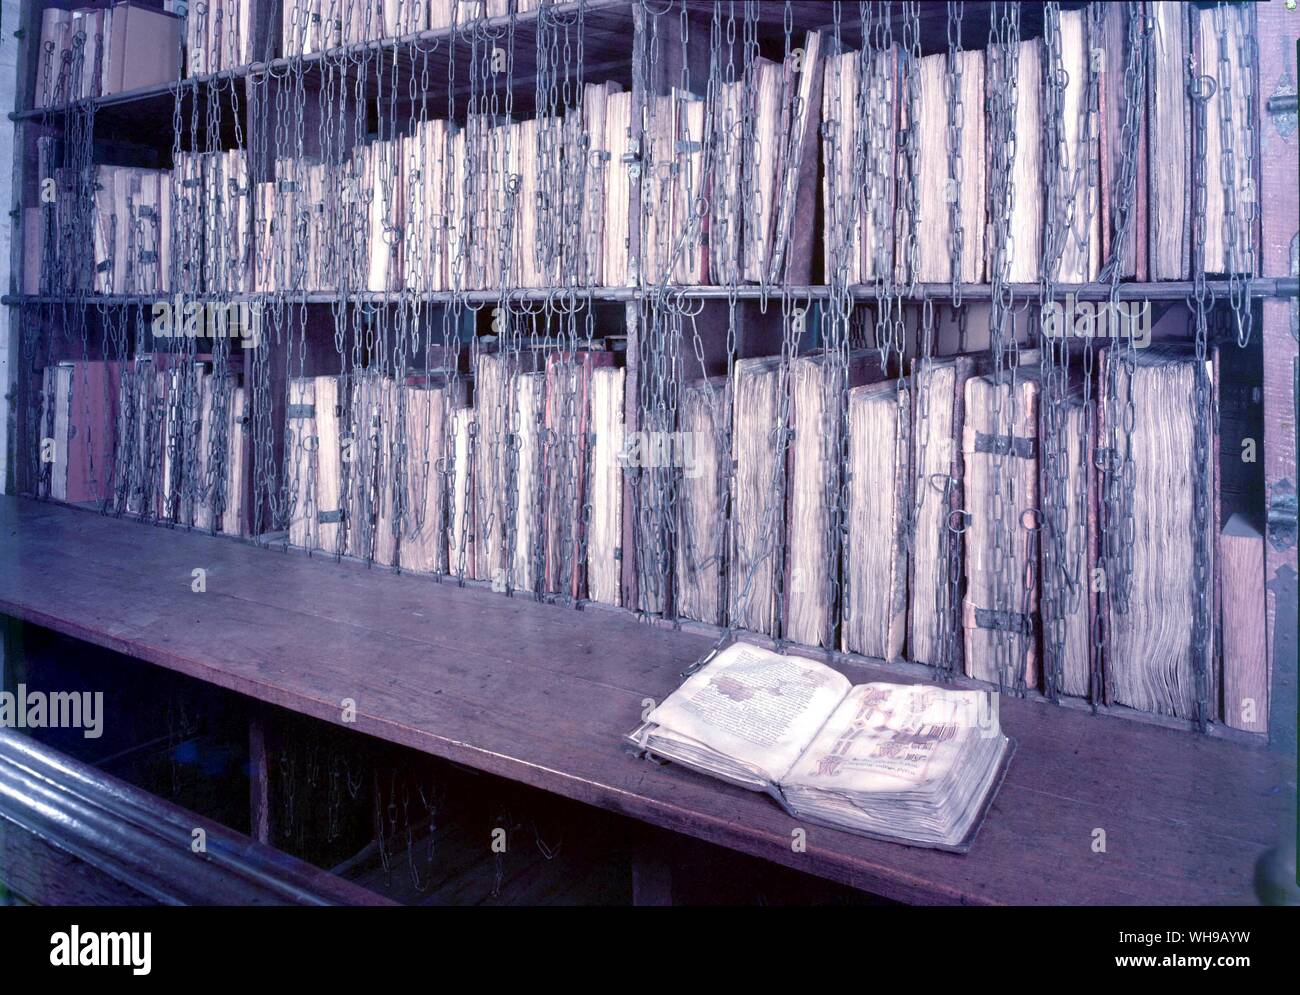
[0, 497, 1289, 905]
[1255, 3, 1299, 718]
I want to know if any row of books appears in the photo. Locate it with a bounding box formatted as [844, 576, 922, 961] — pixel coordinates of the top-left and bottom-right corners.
[32, 5, 1252, 296]
[673, 3, 1255, 286]
[32, 1, 546, 108]
[286, 350, 624, 603]
[259, 86, 630, 292]
[33, 3, 1255, 288]
[28, 151, 249, 297]
[37, 357, 247, 536]
[33, 2, 184, 107]
[32, 328, 1262, 734]
[27, 80, 632, 296]
[281, 2, 542, 58]
[667, 336, 1262, 732]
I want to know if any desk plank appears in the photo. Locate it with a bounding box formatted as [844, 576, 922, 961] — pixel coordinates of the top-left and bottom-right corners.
[0, 497, 1291, 904]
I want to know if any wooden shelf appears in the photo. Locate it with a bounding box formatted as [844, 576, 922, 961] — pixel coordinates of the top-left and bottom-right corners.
[5, 1, 1295, 907]
[0, 495, 1289, 905]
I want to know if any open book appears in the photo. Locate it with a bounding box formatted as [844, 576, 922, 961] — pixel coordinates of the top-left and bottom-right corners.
[629, 642, 1012, 851]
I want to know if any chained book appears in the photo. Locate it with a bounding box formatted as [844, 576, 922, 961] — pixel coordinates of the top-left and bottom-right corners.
[629, 642, 1012, 851]
[1099, 344, 1216, 721]
[786, 350, 890, 650]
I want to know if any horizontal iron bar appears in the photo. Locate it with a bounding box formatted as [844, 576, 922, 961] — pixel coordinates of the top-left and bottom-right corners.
[6, 278, 1297, 309]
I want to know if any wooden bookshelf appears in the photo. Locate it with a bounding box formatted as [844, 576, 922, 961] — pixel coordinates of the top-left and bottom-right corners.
[3, 1, 1296, 904]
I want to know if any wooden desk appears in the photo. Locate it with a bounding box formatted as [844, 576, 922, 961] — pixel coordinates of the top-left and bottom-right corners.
[0, 728, 394, 906]
[0, 497, 1291, 904]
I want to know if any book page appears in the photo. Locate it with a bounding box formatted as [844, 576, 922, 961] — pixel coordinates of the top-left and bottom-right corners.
[780, 683, 998, 792]
[646, 643, 851, 783]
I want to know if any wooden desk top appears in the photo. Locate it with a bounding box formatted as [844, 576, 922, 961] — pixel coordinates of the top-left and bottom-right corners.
[0, 497, 1291, 905]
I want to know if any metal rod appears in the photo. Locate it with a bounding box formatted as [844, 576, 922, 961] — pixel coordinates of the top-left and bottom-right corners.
[7, 278, 1296, 309]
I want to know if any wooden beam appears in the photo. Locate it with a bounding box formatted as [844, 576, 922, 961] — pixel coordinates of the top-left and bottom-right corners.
[1254, 3, 1299, 747]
